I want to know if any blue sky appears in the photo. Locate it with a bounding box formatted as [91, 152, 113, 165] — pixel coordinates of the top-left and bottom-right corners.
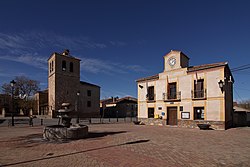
[0, 0, 250, 101]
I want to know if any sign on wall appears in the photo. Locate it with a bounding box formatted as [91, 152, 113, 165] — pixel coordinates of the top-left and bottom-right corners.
[181, 112, 190, 119]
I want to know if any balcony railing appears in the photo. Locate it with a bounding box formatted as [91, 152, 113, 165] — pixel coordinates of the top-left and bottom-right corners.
[191, 89, 207, 99]
[146, 94, 155, 102]
[163, 91, 181, 101]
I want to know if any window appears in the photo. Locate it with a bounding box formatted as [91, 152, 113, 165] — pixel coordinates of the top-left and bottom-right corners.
[52, 61, 54, 71]
[49, 62, 52, 73]
[194, 79, 204, 98]
[62, 60, 66, 71]
[87, 90, 91, 96]
[70, 62, 73, 72]
[148, 108, 154, 118]
[87, 101, 91, 107]
[147, 86, 155, 101]
[168, 82, 177, 99]
[194, 107, 204, 120]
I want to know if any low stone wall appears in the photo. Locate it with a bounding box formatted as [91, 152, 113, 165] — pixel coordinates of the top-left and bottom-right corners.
[178, 120, 225, 130]
[138, 118, 225, 130]
[139, 118, 165, 126]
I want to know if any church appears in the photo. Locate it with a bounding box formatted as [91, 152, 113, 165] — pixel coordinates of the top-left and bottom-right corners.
[35, 50, 100, 118]
[136, 50, 234, 130]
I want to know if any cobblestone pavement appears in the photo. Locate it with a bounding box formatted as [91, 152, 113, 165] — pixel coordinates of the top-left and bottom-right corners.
[0, 123, 250, 167]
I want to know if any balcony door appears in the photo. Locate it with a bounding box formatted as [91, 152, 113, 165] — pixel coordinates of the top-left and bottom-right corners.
[147, 86, 155, 101]
[168, 82, 176, 99]
[194, 79, 204, 98]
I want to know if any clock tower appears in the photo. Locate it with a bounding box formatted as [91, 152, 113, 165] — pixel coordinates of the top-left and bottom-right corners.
[164, 50, 189, 71]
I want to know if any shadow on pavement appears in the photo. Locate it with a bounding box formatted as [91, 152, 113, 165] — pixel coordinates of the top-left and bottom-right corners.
[0, 119, 6, 124]
[87, 131, 127, 139]
[1, 139, 150, 167]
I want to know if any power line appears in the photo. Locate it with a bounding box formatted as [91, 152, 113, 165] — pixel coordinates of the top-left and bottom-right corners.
[231, 64, 250, 72]
[234, 88, 244, 102]
[233, 72, 250, 76]
[235, 87, 250, 92]
[231, 64, 250, 70]
[232, 67, 250, 72]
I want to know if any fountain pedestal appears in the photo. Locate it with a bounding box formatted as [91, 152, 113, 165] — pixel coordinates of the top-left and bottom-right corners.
[43, 103, 88, 141]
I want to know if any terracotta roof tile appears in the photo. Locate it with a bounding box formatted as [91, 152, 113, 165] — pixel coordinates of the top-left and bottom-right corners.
[80, 81, 100, 87]
[187, 62, 227, 72]
[136, 74, 159, 82]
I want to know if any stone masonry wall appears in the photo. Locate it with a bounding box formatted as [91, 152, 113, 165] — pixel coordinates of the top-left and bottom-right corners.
[139, 118, 226, 130]
[178, 120, 225, 130]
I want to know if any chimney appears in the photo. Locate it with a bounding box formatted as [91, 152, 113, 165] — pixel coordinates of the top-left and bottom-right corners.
[62, 49, 70, 56]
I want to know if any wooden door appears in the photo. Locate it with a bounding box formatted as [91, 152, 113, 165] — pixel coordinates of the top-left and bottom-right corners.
[167, 107, 177, 125]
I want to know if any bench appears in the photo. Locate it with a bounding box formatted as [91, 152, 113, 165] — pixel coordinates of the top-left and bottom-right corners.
[8, 118, 33, 127]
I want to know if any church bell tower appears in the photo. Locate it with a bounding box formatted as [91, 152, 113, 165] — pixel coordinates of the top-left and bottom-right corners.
[48, 50, 81, 116]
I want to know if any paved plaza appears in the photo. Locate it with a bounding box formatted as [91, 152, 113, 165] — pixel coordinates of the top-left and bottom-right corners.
[0, 120, 250, 167]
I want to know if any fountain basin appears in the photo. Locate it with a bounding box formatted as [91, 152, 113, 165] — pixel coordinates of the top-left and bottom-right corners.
[43, 124, 88, 141]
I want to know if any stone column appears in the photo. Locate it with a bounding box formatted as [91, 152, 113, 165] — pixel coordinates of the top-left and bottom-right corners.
[20, 109, 24, 115]
[29, 109, 33, 116]
[1, 108, 5, 117]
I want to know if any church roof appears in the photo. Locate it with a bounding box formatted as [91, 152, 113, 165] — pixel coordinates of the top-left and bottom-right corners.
[80, 81, 100, 88]
[48, 51, 81, 61]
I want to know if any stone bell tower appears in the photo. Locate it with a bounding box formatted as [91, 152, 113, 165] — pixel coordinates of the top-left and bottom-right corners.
[48, 49, 81, 116]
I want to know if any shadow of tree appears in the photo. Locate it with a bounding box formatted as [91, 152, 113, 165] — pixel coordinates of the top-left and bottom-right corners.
[1, 131, 128, 148]
[0, 133, 43, 143]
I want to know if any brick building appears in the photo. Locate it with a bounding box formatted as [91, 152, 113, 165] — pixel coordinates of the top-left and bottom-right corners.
[100, 96, 137, 118]
[0, 94, 11, 117]
[136, 50, 234, 130]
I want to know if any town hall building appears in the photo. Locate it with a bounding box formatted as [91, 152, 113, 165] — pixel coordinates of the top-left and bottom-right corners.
[136, 50, 234, 130]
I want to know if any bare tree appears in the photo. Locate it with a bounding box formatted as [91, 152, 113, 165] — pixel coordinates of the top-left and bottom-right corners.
[1, 76, 40, 116]
[1, 76, 40, 96]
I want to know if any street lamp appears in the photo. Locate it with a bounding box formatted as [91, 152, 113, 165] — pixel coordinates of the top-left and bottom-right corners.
[218, 80, 224, 93]
[10, 80, 16, 126]
[76, 91, 80, 124]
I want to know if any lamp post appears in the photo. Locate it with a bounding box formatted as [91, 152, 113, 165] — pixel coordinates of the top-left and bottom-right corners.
[76, 91, 80, 124]
[10, 80, 16, 126]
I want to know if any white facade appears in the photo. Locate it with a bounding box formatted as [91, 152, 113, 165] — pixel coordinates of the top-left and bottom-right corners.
[137, 50, 234, 130]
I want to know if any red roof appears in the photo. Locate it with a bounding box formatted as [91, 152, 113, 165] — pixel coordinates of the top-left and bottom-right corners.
[136, 74, 159, 82]
[101, 96, 137, 104]
[188, 62, 227, 72]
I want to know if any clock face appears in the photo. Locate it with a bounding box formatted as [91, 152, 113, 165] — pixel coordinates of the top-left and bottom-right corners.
[168, 57, 176, 66]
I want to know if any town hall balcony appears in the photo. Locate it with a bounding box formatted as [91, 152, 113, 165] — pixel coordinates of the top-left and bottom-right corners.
[163, 92, 181, 102]
[146, 94, 155, 102]
[191, 89, 207, 100]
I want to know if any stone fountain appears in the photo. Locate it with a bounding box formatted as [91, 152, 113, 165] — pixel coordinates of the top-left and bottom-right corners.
[43, 103, 88, 141]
